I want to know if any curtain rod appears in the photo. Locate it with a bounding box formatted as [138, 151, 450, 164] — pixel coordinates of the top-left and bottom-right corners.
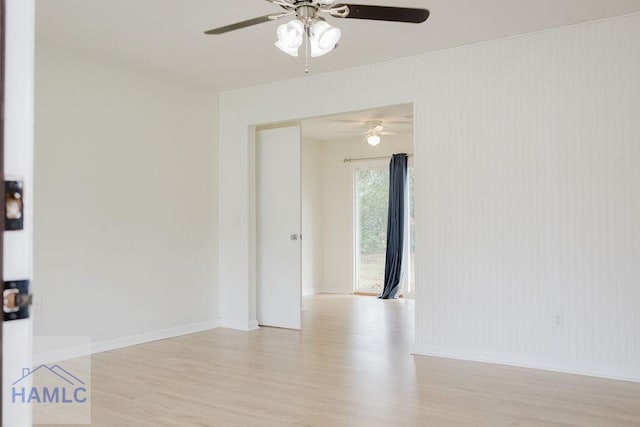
[343, 154, 414, 163]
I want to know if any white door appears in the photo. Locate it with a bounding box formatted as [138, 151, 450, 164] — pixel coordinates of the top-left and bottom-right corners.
[256, 126, 301, 330]
[3, 0, 35, 425]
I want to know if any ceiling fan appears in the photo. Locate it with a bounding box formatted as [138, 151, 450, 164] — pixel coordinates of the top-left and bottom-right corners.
[340, 120, 410, 146]
[205, 1, 430, 67]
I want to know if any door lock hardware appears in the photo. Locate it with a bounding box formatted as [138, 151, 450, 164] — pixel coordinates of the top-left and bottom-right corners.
[290, 234, 299, 241]
[4, 290, 33, 310]
[3, 280, 32, 321]
[5, 180, 24, 231]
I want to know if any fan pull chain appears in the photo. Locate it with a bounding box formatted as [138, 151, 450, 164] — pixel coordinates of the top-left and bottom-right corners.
[304, 26, 310, 74]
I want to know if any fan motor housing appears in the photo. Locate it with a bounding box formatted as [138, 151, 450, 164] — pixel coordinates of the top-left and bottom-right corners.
[296, 4, 319, 21]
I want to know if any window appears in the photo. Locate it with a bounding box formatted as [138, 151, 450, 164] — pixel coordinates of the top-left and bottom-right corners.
[355, 165, 389, 293]
[354, 161, 415, 295]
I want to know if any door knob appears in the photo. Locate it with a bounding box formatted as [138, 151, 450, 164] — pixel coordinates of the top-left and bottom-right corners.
[290, 234, 299, 241]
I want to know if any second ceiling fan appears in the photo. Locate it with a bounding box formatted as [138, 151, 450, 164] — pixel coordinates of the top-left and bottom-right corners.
[205, 1, 430, 62]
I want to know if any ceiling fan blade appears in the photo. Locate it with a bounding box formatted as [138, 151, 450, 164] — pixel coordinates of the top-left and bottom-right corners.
[265, 0, 295, 9]
[382, 120, 413, 124]
[333, 4, 429, 23]
[204, 15, 274, 35]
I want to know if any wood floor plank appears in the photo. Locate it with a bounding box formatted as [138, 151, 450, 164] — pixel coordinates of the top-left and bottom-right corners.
[41, 295, 640, 426]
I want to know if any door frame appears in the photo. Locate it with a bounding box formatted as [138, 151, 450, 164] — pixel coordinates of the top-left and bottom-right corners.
[239, 103, 419, 334]
[1, 0, 7, 415]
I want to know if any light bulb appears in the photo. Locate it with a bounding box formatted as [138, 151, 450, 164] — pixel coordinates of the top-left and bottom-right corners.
[367, 134, 381, 146]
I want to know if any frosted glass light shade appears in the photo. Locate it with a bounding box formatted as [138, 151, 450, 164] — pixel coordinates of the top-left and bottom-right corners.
[310, 20, 341, 57]
[275, 19, 304, 57]
[275, 40, 299, 57]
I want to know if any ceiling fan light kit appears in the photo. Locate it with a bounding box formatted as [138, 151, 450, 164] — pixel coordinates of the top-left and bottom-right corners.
[205, 0, 430, 70]
[275, 19, 305, 56]
[309, 20, 342, 57]
[366, 120, 384, 146]
[367, 134, 381, 146]
[275, 16, 342, 58]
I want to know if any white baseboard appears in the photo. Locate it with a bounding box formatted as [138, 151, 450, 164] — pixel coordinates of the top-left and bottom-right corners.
[220, 318, 260, 331]
[34, 320, 220, 365]
[247, 320, 260, 331]
[303, 287, 323, 296]
[319, 288, 353, 295]
[413, 343, 640, 384]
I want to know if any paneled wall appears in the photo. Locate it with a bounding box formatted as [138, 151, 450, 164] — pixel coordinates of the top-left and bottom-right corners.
[413, 14, 640, 380]
[219, 13, 640, 380]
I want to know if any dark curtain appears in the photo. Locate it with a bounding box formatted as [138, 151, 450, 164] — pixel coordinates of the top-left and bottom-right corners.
[379, 153, 408, 299]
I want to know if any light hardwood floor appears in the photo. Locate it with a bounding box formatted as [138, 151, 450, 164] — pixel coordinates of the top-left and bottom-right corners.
[61, 295, 640, 426]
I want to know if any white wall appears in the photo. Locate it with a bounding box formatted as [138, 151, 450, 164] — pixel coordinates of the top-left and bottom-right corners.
[320, 136, 412, 294]
[219, 13, 640, 381]
[34, 45, 219, 352]
[301, 137, 323, 296]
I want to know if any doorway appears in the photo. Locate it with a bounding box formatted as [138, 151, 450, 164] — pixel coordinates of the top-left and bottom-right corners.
[299, 103, 415, 300]
[254, 104, 415, 331]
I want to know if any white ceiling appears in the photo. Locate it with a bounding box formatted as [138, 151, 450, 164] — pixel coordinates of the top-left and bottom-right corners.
[301, 103, 413, 141]
[36, 0, 640, 91]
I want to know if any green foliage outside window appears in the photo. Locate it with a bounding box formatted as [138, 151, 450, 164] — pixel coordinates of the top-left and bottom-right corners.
[358, 169, 389, 255]
[357, 166, 415, 291]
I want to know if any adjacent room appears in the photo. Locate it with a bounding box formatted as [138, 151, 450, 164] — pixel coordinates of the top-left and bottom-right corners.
[254, 104, 416, 331]
[300, 104, 415, 298]
[3, 0, 640, 425]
